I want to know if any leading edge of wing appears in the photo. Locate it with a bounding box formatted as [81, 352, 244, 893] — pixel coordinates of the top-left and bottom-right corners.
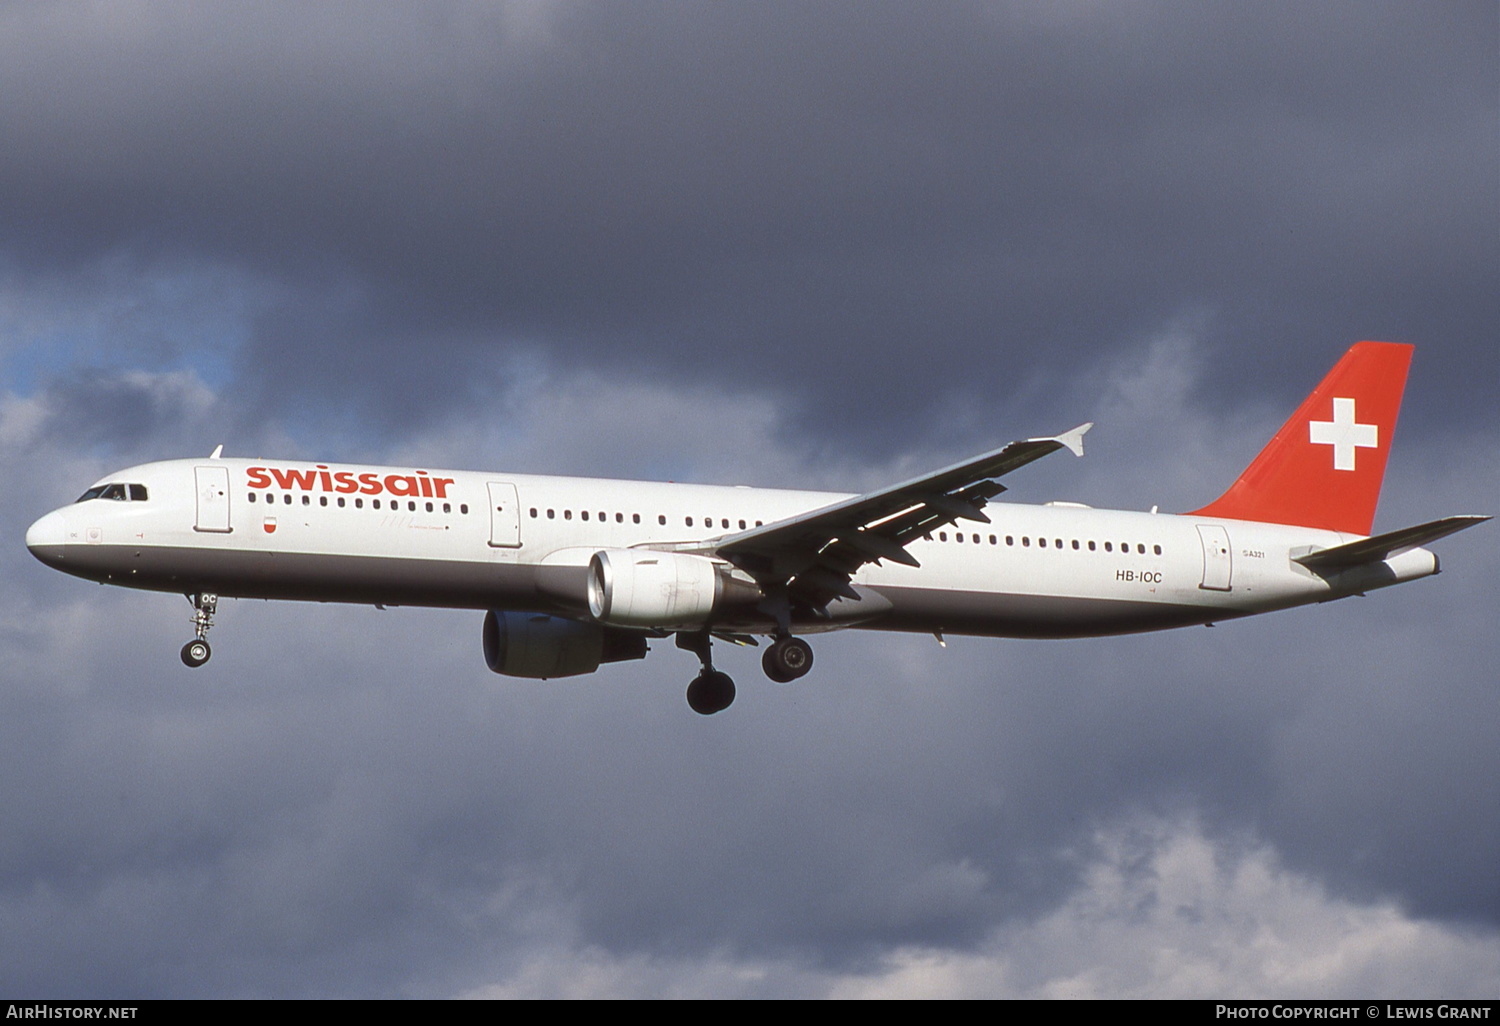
[709, 423, 1092, 582]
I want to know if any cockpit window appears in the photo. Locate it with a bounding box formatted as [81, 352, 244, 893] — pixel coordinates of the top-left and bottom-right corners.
[75, 483, 148, 503]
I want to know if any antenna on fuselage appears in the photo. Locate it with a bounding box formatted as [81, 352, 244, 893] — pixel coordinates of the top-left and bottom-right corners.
[209, 444, 224, 459]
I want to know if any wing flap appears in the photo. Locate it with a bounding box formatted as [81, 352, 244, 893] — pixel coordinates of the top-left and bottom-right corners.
[712, 424, 1092, 608]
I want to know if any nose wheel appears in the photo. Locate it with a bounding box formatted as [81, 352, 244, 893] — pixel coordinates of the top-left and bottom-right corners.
[181, 592, 218, 667]
[181, 638, 212, 667]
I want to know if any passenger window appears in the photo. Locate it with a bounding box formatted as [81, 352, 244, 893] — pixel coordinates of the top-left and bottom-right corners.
[460, 504, 469, 514]
[547, 509, 555, 519]
[1022, 537, 1030, 547]
[1006, 536, 1014, 546]
[320, 496, 328, 507]
[1038, 538, 1046, 548]
[530, 508, 538, 518]
[425, 502, 433, 512]
[1137, 544, 1145, 554]
[355, 498, 364, 508]
[248, 493, 257, 503]
[632, 514, 639, 524]
[582, 511, 589, 521]
[1104, 542, 1112, 552]
[564, 510, 572, 520]
[1088, 541, 1096, 551]
[338, 498, 347, 508]
[443, 503, 450, 513]
[939, 532, 948, 542]
[1071, 539, 1079, 550]
[616, 513, 624, 523]
[686, 517, 694, 527]
[658, 515, 666, 525]
[302, 495, 310, 506]
[283, 494, 292, 505]
[374, 499, 382, 509]
[1154, 545, 1162, 555]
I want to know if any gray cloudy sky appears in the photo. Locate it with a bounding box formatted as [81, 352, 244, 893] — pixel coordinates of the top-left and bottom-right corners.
[1, 1, 1496, 998]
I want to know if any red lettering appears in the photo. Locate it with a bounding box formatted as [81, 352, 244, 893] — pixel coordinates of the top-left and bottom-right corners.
[433, 477, 454, 498]
[317, 466, 333, 491]
[385, 474, 419, 496]
[418, 473, 433, 497]
[269, 468, 318, 490]
[359, 473, 382, 495]
[333, 471, 359, 494]
[246, 467, 271, 489]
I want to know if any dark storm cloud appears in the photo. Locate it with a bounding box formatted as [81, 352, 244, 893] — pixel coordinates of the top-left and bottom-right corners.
[0, 1, 1492, 444]
[1, 1, 1496, 998]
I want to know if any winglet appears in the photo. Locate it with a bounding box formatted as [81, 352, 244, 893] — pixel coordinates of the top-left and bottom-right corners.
[1042, 422, 1092, 458]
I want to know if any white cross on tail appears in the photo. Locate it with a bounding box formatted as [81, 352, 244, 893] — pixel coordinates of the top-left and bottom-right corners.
[1309, 397, 1377, 471]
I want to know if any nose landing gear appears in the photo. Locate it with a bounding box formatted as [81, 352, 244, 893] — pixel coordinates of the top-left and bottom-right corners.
[180, 592, 217, 667]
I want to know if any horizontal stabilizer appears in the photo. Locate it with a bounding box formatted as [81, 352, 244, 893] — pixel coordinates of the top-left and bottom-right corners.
[1294, 515, 1490, 570]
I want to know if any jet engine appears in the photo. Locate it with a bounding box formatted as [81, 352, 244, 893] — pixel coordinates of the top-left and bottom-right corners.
[587, 549, 740, 628]
[482, 610, 647, 679]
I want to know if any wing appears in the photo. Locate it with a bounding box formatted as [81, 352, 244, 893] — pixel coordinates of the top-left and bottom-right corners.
[706, 423, 1091, 611]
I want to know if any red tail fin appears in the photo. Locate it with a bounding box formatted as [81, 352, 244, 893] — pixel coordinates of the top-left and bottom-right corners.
[1188, 341, 1413, 535]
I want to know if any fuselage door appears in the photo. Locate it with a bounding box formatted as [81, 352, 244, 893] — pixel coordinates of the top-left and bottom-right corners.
[194, 466, 232, 533]
[487, 481, 522, 548]
[1196, 523, 1232, 591]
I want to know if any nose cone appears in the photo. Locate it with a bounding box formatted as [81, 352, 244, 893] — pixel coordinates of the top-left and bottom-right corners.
[26, 510, 66, 564]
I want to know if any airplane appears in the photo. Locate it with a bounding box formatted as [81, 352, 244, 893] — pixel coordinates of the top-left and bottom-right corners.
[25, 341, 1488, 714]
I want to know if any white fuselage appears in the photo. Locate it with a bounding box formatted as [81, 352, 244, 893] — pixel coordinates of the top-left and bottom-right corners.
[25, 457, 1439, 640]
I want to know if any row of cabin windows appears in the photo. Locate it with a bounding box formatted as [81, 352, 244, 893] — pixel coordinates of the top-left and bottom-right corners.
[529, 508, 764, 530]
[248, 492, 469, 515]
[931, 530, 1162, 556]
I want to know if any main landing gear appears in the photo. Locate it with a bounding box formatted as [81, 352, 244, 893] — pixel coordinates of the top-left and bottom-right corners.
[677, 631, 816, 714]
[762, 635, 814, 684]
[679, 631, 735, 716]
[180, 592, 217, 668]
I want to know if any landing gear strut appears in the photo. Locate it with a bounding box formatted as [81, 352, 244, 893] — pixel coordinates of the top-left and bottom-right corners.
[762, 635, 814, 683]
[181, 592, 217, 668]
[678, 631, 735, 715]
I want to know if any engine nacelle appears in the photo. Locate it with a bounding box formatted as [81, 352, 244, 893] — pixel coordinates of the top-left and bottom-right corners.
[587, 549, 725, 628]
[482, 610, 647, 679]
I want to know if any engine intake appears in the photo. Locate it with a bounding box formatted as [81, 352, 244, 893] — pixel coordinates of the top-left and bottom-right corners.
[587, 549, 725, 628]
